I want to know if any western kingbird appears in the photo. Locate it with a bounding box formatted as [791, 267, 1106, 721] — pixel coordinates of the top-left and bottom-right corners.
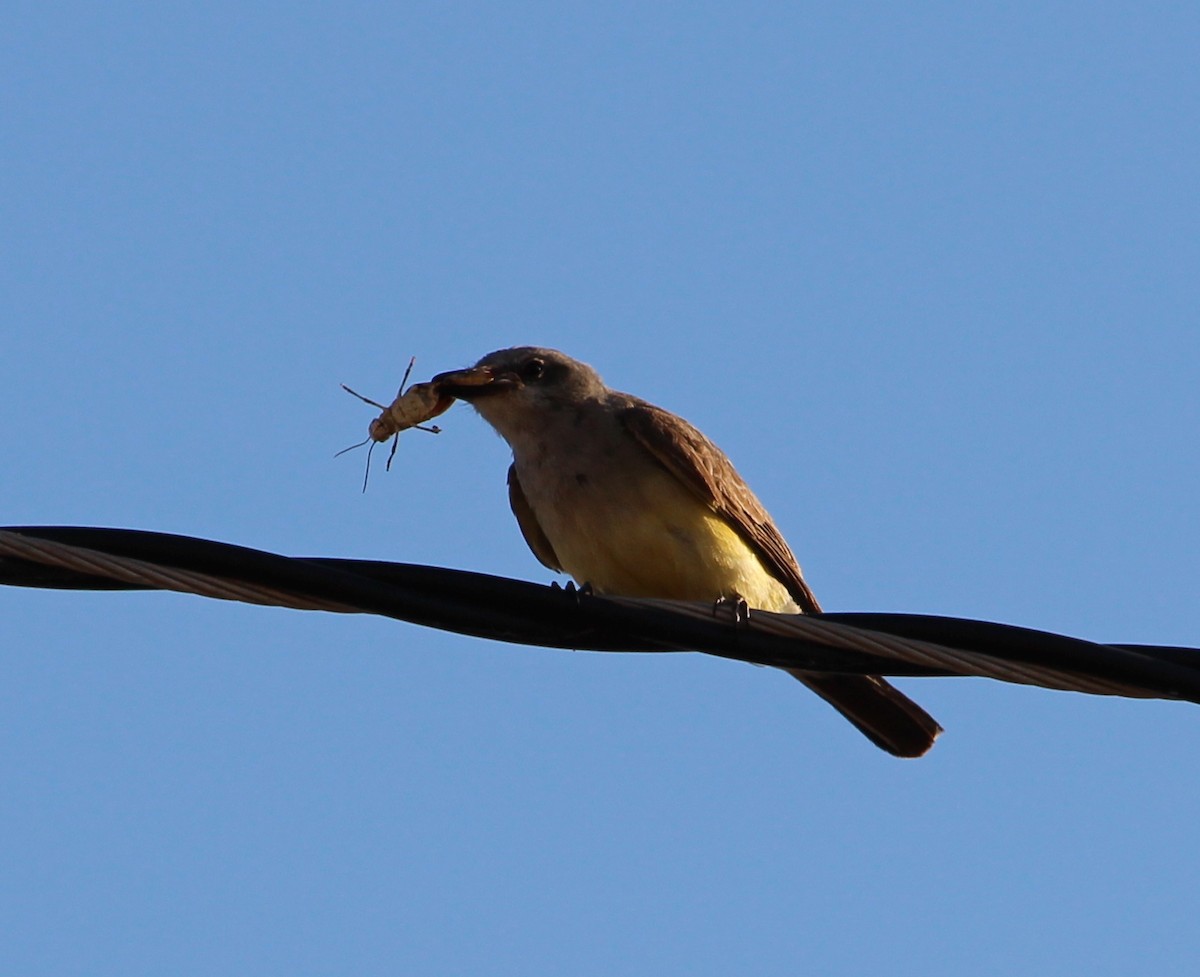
[434, 347, 941, 757]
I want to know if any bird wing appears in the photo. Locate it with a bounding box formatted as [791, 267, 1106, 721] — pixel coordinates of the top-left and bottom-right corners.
[507, 463, 563, 572]
[618, 399, 822, 614]
[622, 399, 939, 757]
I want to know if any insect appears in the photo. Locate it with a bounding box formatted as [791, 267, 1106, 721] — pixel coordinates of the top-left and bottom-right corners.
[338, 357, 455, 492]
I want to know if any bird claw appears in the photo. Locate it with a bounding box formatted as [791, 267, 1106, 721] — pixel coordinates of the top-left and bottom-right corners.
[712, 594, 750, 626]
[552, 580, 595, 605]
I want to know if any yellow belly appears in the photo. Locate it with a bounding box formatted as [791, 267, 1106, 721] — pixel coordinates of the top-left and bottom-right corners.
[538, 464, 797, 613]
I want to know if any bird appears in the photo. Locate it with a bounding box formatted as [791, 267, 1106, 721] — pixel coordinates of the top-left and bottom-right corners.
[433, 346, 941, 757]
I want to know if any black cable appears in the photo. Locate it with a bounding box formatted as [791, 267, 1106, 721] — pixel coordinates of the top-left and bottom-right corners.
[3, 525, 1198, 703]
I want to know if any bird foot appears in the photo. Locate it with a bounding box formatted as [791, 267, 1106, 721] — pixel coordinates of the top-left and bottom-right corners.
[552, 579, 595, 604]
[712, 594, 751, 626]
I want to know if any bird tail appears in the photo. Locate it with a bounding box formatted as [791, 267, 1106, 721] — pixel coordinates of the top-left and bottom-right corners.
[787, 671, 942, 758]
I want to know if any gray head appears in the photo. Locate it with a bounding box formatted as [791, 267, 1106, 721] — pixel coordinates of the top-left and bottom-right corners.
[433, 347, 608, 436]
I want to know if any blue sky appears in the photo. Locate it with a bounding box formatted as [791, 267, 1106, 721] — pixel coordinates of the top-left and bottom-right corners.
[2, 3, 1198, 974]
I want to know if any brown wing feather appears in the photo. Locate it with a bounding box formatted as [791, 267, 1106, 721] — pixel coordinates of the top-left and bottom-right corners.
[619, 398, 941, 758]
[618, 399, 821, 613]
[507, 464, 563, 572]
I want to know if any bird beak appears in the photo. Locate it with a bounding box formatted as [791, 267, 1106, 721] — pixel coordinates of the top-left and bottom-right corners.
[431, 365, 518, 401]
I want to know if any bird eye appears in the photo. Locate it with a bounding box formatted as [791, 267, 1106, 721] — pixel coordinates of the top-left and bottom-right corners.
[521, 357, 546, 382]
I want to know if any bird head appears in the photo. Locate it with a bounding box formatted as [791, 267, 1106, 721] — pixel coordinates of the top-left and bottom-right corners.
[433, 347, 606, 437]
